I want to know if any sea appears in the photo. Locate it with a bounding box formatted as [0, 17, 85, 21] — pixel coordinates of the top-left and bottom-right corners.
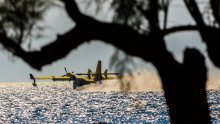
[0, 84, 220, 123]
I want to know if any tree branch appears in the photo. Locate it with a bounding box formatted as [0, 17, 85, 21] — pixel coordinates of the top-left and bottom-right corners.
[210, 0, 220, 25]
[0, 0, 217, 71]
[183, 0, 205, 27]
[0, 13, 154, 70]
[60, 0, 84, 24]
[0, 26, 89, 70]
[0, 33, 26, 57]
[162, 25, 199, 35]
[0, 0, 205, 70]
[183, 0, 220, 68]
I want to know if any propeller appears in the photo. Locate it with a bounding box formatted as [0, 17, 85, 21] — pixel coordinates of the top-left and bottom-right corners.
[101, 69, 120, 75]
[87, 69, 92, 79]
[64, 67, 68, 74]
[103, 69, 108, 78]
[75, 69, 93, 79]
[61, 67, 69, 77]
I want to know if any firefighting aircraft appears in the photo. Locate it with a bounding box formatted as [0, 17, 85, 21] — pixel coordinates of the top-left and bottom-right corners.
[30, 60, 120, 89]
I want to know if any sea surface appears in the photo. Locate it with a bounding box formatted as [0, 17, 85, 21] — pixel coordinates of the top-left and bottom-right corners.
[0, 83, 220, 123]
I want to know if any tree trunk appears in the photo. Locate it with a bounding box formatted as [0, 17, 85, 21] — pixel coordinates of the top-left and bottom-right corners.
[150, 43, 211, 123]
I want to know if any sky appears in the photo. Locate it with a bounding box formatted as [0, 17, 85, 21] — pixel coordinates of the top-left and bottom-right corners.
[0, 0, 220, 84]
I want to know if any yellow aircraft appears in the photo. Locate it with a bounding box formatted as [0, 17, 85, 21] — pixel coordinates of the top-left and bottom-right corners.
[30, 60, 120, 89]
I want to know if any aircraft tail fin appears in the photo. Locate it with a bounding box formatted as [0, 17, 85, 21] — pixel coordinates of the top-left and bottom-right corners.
[94, 60, 102, 81]
[29, 74, 37, 86]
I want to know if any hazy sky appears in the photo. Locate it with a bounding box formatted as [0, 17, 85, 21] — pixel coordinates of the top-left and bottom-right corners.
[0, 0, 219, 83]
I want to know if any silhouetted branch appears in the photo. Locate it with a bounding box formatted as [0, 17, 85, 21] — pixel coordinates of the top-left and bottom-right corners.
[0, 11, 153, 70]
[210, 0, 220, 25]
[0, 26, 87, 70]
[161, 0, 170, 29]
[163, 25, 199, 35]
[184, 0, 220, 68]
[0, 32, 26, 57]
[183, 0, 205, 27]
[60, 0, 85, 24]
[163, 25, 220, 36]
[0, 0, 206, 70]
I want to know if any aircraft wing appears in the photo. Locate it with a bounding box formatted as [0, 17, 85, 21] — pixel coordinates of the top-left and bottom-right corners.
[104, 75, 119, 80]
[35, 76, 70, 80]
[30, 74, 72, 87]
[30, 74, 71, 81]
